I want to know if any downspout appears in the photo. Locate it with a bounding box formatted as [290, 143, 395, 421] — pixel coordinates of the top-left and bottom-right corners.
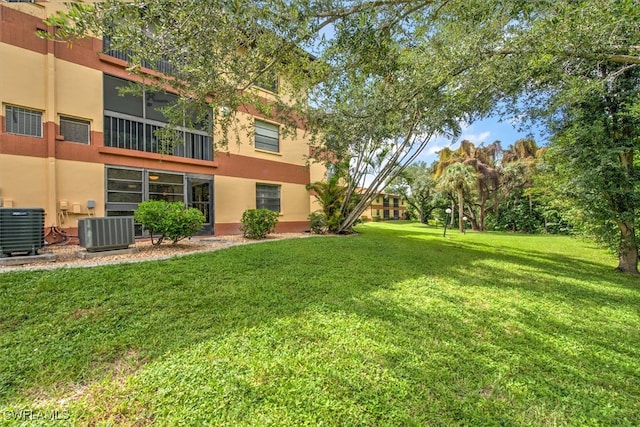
[43, 23, 57, 228]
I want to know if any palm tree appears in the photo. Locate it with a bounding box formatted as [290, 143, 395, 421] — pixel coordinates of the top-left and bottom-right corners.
[435, 140, 500, 230]
[496, 138, 545, 217]
[436, 163, 477, 233]
[502, 138, 542, 164]
[306, 174, 348, 233]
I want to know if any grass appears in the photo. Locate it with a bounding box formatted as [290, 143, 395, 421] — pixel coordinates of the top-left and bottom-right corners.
[0, 222, 638, 426]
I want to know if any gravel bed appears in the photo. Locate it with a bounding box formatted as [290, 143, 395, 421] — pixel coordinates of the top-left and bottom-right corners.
[0, 233, 310, 273]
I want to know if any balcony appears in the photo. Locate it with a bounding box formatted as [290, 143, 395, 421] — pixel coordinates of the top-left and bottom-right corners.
[102, 35, 174, 75]
[104, 114, 213, 161]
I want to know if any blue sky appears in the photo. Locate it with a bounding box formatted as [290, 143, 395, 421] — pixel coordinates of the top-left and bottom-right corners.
[414, 116, 547, 165]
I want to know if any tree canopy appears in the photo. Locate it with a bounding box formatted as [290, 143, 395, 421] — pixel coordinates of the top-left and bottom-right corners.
[46, 0, 640, 273]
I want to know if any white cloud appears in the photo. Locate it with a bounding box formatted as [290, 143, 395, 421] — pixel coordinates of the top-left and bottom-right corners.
[459, 131, 491, 143]
[427, 143, 448, 155]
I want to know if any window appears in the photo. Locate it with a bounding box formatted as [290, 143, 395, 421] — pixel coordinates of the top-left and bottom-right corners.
[105, 166, 186, 236]
[147, 171, 184, 203]
[254, 72, 278, 93]
[103, 75, 144, 117]
[5, 105, 42, 137]
[106, 167, 143, 204]
[256, 184, 280, 212]
[60, 116, 90, 144]
[254, 120, 279, 153]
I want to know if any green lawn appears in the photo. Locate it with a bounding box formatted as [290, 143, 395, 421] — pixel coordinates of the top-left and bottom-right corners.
[1, 222, 638, 426]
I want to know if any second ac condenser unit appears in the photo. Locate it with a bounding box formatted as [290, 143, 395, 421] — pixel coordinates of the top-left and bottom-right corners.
[78, 216, 135, 252]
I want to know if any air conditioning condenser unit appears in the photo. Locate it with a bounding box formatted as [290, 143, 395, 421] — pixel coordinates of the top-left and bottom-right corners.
[0, 208, 45, 257]
[78, 216, 135, 252]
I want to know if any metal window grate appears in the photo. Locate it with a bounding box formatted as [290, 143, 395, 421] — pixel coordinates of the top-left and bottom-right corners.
[5, 105, 42, 137]
[60, 116, 90, 144]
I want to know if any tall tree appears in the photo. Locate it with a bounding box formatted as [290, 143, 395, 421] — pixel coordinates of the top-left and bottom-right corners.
[47, 0, 530, 234]
[494, 138, 544, 219]
[434, 140, 500, 231]
[544, 69, 640, 273]
[436, 163, 477, 233]
[47, 1, 640, 272]
[502, 1, 640, 274]
[306, 0, 524, 233]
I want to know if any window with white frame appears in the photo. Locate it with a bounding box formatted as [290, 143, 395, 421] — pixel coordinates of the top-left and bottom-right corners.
[60, 116, 91, 144]
[256, 183, 281, 212]
[254, 119, 279, 153]
[5, 105, 42, 137]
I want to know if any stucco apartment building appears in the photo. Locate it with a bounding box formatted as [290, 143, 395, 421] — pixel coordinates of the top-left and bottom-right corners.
[0, 0, 324, 237]
[361, 192, 407, 221]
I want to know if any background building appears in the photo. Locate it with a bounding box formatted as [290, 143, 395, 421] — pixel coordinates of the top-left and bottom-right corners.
[0, 1, 324, 237]
[361, 192, 408, 221]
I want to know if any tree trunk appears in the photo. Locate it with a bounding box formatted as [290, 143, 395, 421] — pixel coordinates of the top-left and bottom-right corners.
[465, 206, 478, 231]
[613, 149, 639, 275]
[424, 207, 436, 225]
[617, 221, 639, 274]
[457, 188, 464, 233]
[449, 200, 455, 227]
[468, 215, 479, 231]
[477, 187, 488, 232]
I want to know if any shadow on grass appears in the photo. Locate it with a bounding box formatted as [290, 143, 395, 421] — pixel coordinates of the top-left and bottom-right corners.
[388, 221, 636, 289]
[0, 223, 638, 424]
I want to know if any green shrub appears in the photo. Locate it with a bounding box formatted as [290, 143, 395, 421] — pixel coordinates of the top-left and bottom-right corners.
[240, 209, 279, 239]
[134, 200, 205, 245]
[309, 211, 327, 234]
[372, 215, 381, 222]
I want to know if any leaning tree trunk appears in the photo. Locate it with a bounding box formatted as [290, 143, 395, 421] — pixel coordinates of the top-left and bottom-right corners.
[465, 207, 478, 231]
[617, 221, 639, 274]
